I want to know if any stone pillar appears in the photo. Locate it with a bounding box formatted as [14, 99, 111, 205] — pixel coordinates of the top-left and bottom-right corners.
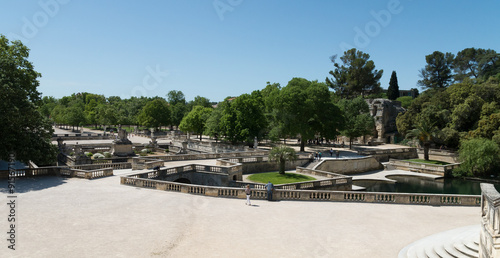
[480, 183, 500, 258]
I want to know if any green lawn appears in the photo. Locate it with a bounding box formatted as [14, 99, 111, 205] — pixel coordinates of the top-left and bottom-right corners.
[247, 172, 316, 184]
[405, 159, 450, 165]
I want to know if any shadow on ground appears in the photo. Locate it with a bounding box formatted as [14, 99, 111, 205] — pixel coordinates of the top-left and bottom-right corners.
[0, 176, 67, 193]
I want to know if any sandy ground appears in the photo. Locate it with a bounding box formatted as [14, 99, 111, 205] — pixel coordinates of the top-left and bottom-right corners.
[0, 170, 479, 258]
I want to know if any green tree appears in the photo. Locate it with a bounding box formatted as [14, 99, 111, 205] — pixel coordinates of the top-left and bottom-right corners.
[279, 78, 344, 151]
[187, 96, 211, 111]
[39, 96, 57, 119]
[204, 104, 224, 142]
[0, 35, 57, 164]
[406, 118, 441, 160]
[65, 99, 86, 131]
[268, 145, 297, 174]
[450, 94, 484, 131]
[418, 51, 455, 89]
[219, 92, 267, 145]
[179, 105, 213, 140]
[454, 48, 500, 82]
[454, 138, 500, 177]
[338, 97, 375, 148]
[396, 96, 413, 109]
[137, 98, 171, 129]
[167, 90, 187, 130]
[326, 48, 383, 98]
[387, 71, 399, 100]
[261, 82, 284, 142]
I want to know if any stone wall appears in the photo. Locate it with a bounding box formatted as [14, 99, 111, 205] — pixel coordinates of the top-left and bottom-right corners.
[356, 147, 418, 162]
[315, 156, 384, 175]
[365, 98, 405, 143]
[417, 149, 459, 163]
[217, 158, 309, 174]
[389, 159, 460, 177]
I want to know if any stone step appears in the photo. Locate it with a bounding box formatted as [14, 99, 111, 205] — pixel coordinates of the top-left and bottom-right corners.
[399, 225, 480, 258]
[434, 244, 455, 258]
[453, 242, 479, 258]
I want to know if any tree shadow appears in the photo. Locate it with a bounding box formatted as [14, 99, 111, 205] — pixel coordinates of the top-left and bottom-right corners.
[0, 176, 67, 194]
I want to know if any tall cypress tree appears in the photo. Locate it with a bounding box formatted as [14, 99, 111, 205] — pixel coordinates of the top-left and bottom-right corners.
[387, 71, 399, 100]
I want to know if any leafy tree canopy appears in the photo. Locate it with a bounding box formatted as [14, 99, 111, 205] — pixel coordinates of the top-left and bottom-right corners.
[326, 48, 383, 98]
[0, 35, 57, 164]
[417, 51, 455, 89]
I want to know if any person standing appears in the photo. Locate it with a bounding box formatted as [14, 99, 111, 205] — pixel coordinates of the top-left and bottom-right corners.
[329, 148, 333, 157]
[265, 181, 274, 201]
[245, 185, 252, 206]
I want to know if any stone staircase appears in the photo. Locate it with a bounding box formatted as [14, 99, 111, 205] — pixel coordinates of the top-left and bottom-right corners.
[398, 225, 480, 258]
[303, 159, 323, 170]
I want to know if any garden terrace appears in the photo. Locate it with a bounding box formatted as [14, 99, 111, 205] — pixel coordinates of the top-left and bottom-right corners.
[389, 159, 460, 176]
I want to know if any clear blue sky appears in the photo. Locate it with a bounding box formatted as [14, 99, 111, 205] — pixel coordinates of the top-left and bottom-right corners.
[1, 0, 499, 103]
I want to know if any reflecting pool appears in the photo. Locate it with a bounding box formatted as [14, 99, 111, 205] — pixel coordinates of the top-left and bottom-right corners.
[353, 175, 499, 195]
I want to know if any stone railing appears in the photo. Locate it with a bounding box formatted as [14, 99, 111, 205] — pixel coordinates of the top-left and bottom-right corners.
[480, 183, 500, 258]
[185, 140, 251, 153]
[120, 176, 480, 206]
[216, 154, 310, 174]
[0, 166, 60, 179]
[140, 150, 269, 162]
[60, 167, 113, 179]
[0, 163, 122, 180]
[356, 147, 418, 162]
[389, 159, 460, 176]
[70, 162, 131, 170]
[129, 163, 241, 179]
[296, 167, 351, 178]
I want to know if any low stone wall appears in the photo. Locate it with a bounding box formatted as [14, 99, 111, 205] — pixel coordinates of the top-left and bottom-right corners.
[128, 162, 243, 186]
[186, 141, 251, 153]
[138, 150, 269, 163]
[120, 176, 480, 206]
[217, 156, 309, 174]
[314, 156, 384, 175]
[60, 167, 114, 179]
[417, 149, 459, 163]
[389, 159, 460, 176]
[52, 132, 109, 139]
[0, 163, 125, 180]
[356, 147, 418, 162]
[480, 183, 500, 258]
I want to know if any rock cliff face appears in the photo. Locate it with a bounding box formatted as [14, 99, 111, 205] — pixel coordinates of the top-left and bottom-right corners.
[365, 99, 405, 143]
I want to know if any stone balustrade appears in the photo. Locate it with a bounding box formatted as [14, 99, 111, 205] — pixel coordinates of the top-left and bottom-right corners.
[356, 147, 418, 162]
[296, 167, 349, 178]
[132, 150, 269, 163]
[0, 163, 122, 180]
[61, 167, 114, 179]
[389, 159, 460, 176]
[120, 176, 480, 206]
[479, 183, 500, 258]
[70, 162, 131, 170]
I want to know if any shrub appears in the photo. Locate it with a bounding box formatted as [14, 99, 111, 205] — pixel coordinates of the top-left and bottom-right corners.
[85, 152, 93, 157]
[93, 153, 105, 159]
[103, 152, 112, 158]
[454, 138, 500, 177]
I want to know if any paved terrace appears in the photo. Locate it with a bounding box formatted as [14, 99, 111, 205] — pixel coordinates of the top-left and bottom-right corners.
[1, 159, 480, 258]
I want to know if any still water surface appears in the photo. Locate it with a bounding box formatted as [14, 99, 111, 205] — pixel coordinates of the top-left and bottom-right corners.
[354, 175, 499, 195]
